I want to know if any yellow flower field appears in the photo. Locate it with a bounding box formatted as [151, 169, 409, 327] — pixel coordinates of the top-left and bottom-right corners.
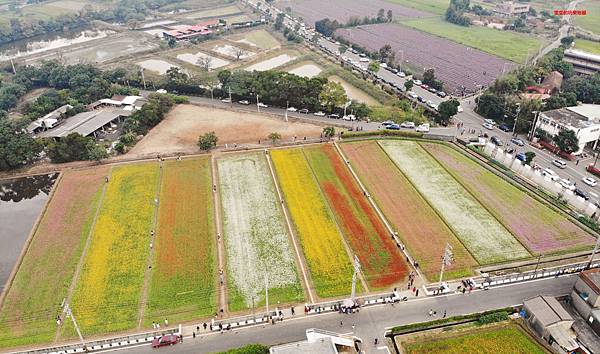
[271, 149, 354, 298]
[68, 163, 159, 335]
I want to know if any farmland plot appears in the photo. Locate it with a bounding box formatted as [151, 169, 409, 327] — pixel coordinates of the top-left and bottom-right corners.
[424, 143, 594, 254]
[341, 141, 477, 280]
[218, 153, 302, 311]
[335, 23, 514, 94]
[0, 167, 108, 348]
[68, 163, 159, 334]
[146, 158, 216, 324]
[271, 149, 355, 298]
[304, 145, 408, 288]
[379, 140, 530, 264]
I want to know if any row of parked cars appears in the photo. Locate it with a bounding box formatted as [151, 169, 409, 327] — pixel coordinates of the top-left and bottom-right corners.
[381, 120, 430, 132]
[222, 98, 359, 120]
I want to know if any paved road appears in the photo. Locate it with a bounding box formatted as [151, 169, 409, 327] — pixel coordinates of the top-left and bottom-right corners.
[456, 97, 600, 200]
[106, 275, 576, 354]
[533, 0, 582, 64]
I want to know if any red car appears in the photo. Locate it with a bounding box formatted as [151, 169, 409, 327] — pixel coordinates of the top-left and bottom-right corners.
[420, 84, 429, 89]
[152, 334, 180, 348]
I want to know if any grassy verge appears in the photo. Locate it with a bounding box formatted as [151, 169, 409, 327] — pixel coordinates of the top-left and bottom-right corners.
[575, 0, 600, 35]
[573, 38, 600, 55]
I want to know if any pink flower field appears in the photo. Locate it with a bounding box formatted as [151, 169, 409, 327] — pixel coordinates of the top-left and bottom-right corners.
[424, 143, 595, 254]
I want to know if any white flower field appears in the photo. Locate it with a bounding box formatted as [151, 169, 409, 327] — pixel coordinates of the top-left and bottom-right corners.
[379, 140, 531, 264]
[217, 153, 302, 310]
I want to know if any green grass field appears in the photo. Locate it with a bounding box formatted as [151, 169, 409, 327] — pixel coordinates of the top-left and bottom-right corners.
[575, 0, 600, 35]
[241, 29, 280, 50]
[0, 0, 97, 27]
[402, 324, 547, 354]
[399, 17, 545, 63]
[67, 163, 159, 335]
[386, 0, 449, 15]
[145, 158, 216, 325]
[574, 38, 600, 55]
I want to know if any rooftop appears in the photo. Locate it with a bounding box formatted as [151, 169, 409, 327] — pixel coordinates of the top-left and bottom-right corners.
[37, 109, 131, 138]
[524, 295, 573, 327]
[270, 337, 338, 354]
[564, 49, 600, 63]
[580, 268, 600, 295]
[542, 104, 600, 129]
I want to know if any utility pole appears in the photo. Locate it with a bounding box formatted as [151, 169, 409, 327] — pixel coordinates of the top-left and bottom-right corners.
[511, 104, 521, 137]
[228, 87, 233, 108]
[140, 68, 146, 89]
[252, 296, 255, 320]
[439, 243, 454, 283]
[256, 94, 260, 112]
[285, 100, 289, 122]
[10, 59, 16, 74]
[63, 303, 85, 349]
[534, 254, 542, 273]
[265, 274, 269, 315]
[528, 111, 540, 141]
[588, 235, 600, 268]
[351, 255, 361, 302]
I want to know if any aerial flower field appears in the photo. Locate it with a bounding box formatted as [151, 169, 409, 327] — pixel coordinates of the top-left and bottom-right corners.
[0, 167, 108, 348]
[271, 149, 355, 298]
[146, 158, 216, 324]
[68, 163, 159, 335]
[424, 143, 595, 255]
[218, 153, 302, 311]
[379, 140, 530, 264]
[304, 144, 408, 288]
[341, 141, 477, 280]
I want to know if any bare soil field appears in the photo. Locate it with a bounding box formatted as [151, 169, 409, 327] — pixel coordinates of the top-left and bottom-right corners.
[279, 0, 433, 27]
[328, 75, 378, 105]
[128, 105, 324, 156]
[335, 23, 513, 94]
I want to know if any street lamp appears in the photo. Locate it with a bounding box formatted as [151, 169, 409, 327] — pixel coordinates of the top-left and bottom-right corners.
[528, 110, 540, 141]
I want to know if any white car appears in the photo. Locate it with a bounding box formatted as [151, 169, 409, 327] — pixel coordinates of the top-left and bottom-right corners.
[583, 176, 598, 187]
[313, 111, 326, 116]
[416, 123, 430, 132]
[343, 114, 356, 121]
[482, 122, 494, 130]
[287, 107, 297, 112]
[408, 91, 418, 99]
[401, 121, 415, 129]
[484, 119, 496, 126]
[542, 168, 559, 181]
[156, 89, 167, 94]
[457, 105, 464, 113]
[359, 57, 369, 62]
[559, 178, 576, 191]
[413, 79, 422, 85]
[398, 72, 406, 78]
[221, 98, 232, 103]
[238, 100, 250, 105]
[426, 100, 435, 108]
[257, 102, 269, 108]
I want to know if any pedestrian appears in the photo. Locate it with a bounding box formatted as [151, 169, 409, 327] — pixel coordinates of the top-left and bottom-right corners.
[374, 338, 378, 345]
[164, 318, 168, 327]
[428, 309, 433, 317]
[105, 176, 109, 183]
[352, 324, 355, 331]
[157, 323, 160, 329]
[203, 322, 207, 330]
[193, 332, 196, 339]
[433, 310, 437, 317]
[291, 307, 295, 315]
[576, 159, 580, 166]
[340, 321, 343, 327]
[152, 321, 156, 329]
[443, 310, 447, 318]
[197, 325, 200, 332]
[416, 289, 419, 296]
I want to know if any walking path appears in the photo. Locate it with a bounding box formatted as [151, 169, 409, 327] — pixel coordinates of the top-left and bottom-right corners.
[265, 151, 315, 304]
[54, 168, 113, 342]
[137, 161, 165, 327]
[211, 154, 228, 315]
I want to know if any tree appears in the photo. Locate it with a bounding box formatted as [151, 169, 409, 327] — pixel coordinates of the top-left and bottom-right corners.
[198, 131, 218, 151]
[234, 48, 248, 61]
[437, 99, 459, 125]
[319, 81, 347, 112]
[387, 10, 393, 22]
[377, 8, 385, 21]
[553, 129, 579, 153]
[378, 44, 394, 63]
[368, 61, 380, 73]
[0, 119, 42, 171]
[323, 126, 335, 139]
[86, 141, 108, 162]
[197, 56, 212, 71]
[561, 36, 574, 47]
[476, 93, 505, 120]
[349, 101, 371, 118]
[46, 133, 102, 163]
[404, 80, 413, 91]
[167, 37, 177, 48]
[339, 44, 348, 54]
[268, 132, 282, 144]
[525, 151, 536, 165]
[274, 12, 285, 31]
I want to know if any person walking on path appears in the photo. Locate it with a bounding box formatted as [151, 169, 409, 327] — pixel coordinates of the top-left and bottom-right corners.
[164, 318, 168, 327]
[428, 309, 433, 317]
[374, 338, 378, 346]
[351, 324, 355, 331]
[443, 310, 447, 318]
[291, 307, 295, 315]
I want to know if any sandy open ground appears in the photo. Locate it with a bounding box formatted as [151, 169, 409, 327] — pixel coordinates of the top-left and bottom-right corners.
[128, 105, 324, 156]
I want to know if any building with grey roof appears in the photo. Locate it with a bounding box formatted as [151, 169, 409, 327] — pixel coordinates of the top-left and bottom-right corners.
[534, 104, 600, 154]
[564, 49, 600, 75]
[36, 109, 131, 139]
[523, 295, 578, 353]
[270, 329, 357, 354]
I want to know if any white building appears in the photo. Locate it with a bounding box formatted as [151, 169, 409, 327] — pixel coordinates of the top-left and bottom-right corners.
[270, 329, 358, 354]
[534, 104, 600, 154]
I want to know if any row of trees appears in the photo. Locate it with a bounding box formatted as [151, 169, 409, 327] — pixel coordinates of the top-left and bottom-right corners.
[314, 9, 393, 37]
[445, 0, 471, 26]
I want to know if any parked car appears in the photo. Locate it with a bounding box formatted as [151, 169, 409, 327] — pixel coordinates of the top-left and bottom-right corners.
[583, 176, 598, 187]
[426, 100, 435, 108]
[552, 159, 567, 169]
[221, 98, 232, 103]
[417, 96, 425, 103]
[559, 179, 575, 191]
[299, 108, 309, 114]
[152, 334, 180, 348]
[386, 123, 400, 130]
[391, 68, 399, 74]
[516, 152, 527, 162]
[413, 79, 422, 85]
[156, 89, 167, 94]
[287, 107, 297, 112]
[401, 121, 415, 129]
[381, 120, 394, 127]
[542, 168, 559, 181]
[498, 124, 511, 132]
[359, 57, 369, 62]
[510, 138, 524, 146]
[343, 114, 356, 121]
[238, 100, 250, 105]
[575, 188, 590, 200]
[421, 84, 429, 90]
[428, 87, 437, 94]
[416, 123, 430, 132]
[457, 105, 463, 113]
[484, 119, 496, 126]
[328, 113, 340, 119]
[482, 122, 494, 130]
[257, 102, 269, 108]
[437, 91, 446, 98]
[408, 91, 418, 99]
[380, 62, 388, 68]
[490, 136, 503, 146]
[398, 72, 406, 78]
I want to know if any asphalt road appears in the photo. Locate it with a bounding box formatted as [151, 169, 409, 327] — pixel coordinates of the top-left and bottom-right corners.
[105, 275, 576, 354]
[456, 97, 600, 200]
